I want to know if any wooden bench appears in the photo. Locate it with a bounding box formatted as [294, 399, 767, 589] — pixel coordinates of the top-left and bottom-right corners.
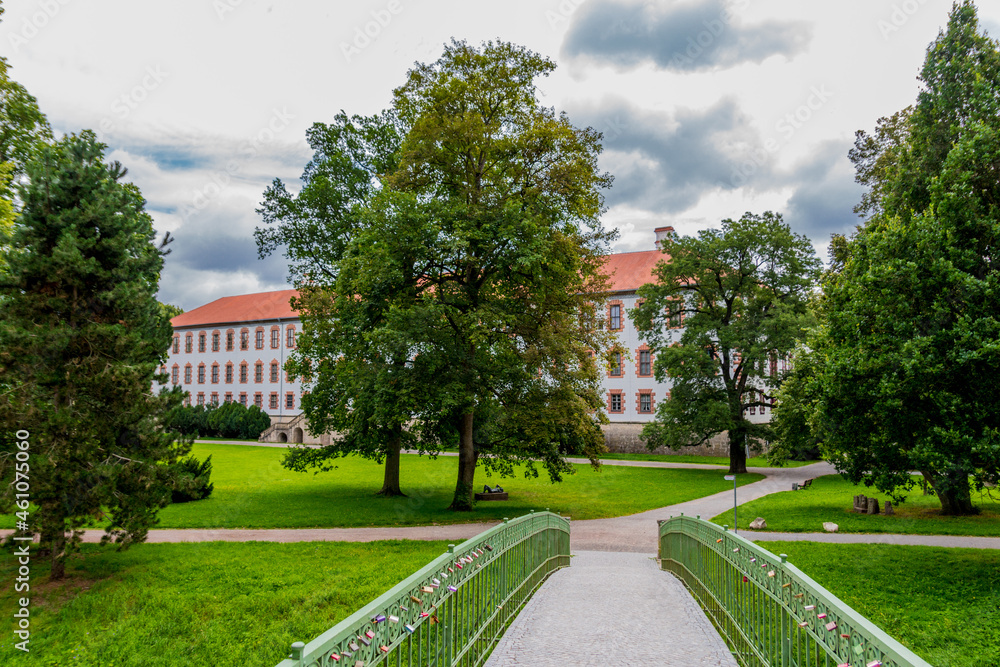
[792, 478, 815, 491]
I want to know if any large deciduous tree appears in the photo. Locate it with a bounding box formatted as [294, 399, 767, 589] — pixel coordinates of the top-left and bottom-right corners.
[257, 40, 615, 510]
[632, 212, 820, 474]
[0, 132, 189, 578]
[387, 40, 614, 510]
[814, 1, 1000, 515]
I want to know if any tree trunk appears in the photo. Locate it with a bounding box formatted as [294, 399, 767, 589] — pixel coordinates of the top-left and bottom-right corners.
[377, 429, 405, 497]
[39, 504, 67, 580]
[728, 428, 748, 474]
[924, 468, 978, 516]
[449, 411, 477, 511]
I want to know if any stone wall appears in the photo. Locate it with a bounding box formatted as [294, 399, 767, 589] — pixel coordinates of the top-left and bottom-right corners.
[601, 423, 734, 457]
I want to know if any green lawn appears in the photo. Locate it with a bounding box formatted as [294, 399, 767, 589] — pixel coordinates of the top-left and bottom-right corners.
[714, 474, 1000, 535]
[0, 444, 761, 531]
[761, 542, 1000, 667]
[0, 540, 450, 667]
[594, 453, 819, 467]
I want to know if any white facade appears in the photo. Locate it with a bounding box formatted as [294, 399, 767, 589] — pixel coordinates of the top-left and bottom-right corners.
[159, 315, 304, 420]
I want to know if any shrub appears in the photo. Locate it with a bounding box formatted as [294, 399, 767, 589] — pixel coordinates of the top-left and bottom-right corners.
[171, 455, 214, 503]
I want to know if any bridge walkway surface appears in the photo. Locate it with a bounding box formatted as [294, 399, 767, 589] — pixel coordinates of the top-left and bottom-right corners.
[484, 550, 738, 666]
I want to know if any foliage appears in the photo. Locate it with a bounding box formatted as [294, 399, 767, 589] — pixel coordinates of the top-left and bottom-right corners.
[0, 540, 452, 667]
[159, 302, 183, 320]
[0, 132, 186, 578]
[712, 474, 1000, 536]
[817, 1, 1000, 515]
[257, 40, 617, 510]
[766, 339, 824, 464]
[169, 455, 214, 503]
[632, 212, 821, 474]
[765, 542, 1000, 667]
[162, 402, 271, 440]
[597, 452, 817, 467]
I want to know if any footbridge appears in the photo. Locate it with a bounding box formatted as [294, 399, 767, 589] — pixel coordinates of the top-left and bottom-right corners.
[275, 511, 931, 667]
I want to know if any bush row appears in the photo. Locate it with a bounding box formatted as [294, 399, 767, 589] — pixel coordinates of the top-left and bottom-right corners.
[163, 402, 272, 440]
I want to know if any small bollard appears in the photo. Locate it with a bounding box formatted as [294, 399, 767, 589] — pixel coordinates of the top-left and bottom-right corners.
[448, 544, 455, 553]
[780, 554, 788, 564]
[723, 525, 729, 531]
[290, 641, 305, 662]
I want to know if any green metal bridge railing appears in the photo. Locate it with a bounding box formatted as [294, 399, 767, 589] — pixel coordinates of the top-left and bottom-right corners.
[276, 510, 570, 667]
[658, 515, 932, 667]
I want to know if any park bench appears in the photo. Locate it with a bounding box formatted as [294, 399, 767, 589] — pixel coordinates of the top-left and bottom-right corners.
[474, 485, 508, 501]
[791, 478, 815, 491]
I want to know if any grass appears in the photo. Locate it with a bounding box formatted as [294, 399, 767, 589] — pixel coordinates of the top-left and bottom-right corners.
[759, 541, 1000, 667]
[713, 474, 1000, 536]
[0, 540, 451, 667]
[0, 444, 763, 531]
[593, 452, 819, 467]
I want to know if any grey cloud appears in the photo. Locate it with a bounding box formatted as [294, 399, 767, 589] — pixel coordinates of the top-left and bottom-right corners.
[782, 141, 864, 242]
[575, 97, 778, 211]
[563, 0, 812, 72]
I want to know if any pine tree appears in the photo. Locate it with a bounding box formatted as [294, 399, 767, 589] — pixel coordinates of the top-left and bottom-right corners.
[0, 132, 189, 578]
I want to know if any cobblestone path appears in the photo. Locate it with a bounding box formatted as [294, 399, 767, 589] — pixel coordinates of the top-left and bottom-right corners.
[484, 551, 738, 667]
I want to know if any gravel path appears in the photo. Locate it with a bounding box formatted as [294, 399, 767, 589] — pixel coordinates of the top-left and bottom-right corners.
[483, 551, 738, 667]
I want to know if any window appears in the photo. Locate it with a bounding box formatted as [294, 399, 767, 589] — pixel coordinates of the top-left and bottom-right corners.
[185, 334, 193, 353]
[210, 393, 219, 406]
[286, 326, 296, 348]
[240, 329, 249, 351]
[271, 328, 280, 348]
[770, 355, 778, 377]
[171, 366, 179, 384]
[239, 362, 248, 384]
[198, 333, 206, 353]
[226, 331, 235, 352]
[639, 393, 652, 413]
[609, 392, 622, 413]
[197, 364, 206, 384]
[610, 352, 623, 377]
[224, 392, 233, 403]
[254, 362, 263, 383]
[270, 362, 279, 383]
[158, 365, 167, 385]
[196, 393, 205, 406]
[269, 393, 278, 409]
[172, 336, 180, 354]
[184, 365, 192, 384]
[239, 393, 247, 406]
[285, 393, 295, 409]
[255, 329, 264, 350]
[609, 303, 621, 330]
[668, 300, 684, 328]
[639, 350, 651, 376]
[254, 393, 263, 408]
[225, 363, 233, 384]
[212, 332, 220, 352]
[211, 364, 219, 384]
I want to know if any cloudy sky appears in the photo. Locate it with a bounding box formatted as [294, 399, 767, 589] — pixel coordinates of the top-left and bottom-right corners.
[5, 0, 999, 310]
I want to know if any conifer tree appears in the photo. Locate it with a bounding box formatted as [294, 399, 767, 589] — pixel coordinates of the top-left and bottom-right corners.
[0, 132, 188, 578]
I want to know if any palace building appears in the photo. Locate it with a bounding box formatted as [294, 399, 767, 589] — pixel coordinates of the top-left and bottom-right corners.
[160, 227, 772, 444]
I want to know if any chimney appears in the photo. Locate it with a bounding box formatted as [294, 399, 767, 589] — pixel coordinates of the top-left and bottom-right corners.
[654, 226, 674, 250]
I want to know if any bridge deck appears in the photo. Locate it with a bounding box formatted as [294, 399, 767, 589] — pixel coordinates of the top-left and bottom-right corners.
[485, 550, 738, 666]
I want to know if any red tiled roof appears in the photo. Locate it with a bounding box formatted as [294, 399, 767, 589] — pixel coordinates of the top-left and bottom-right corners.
[601, 249, 665, 293]
[170, 289, 299, 328]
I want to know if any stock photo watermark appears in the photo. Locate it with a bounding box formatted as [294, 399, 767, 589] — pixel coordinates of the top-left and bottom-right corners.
[878, 0, 931, 39]
[545, 0, 588, 30]
[11, 430, 32, 653]
[96, 65, 169, 140]
[6, 0, 71, 53]
[179, 107, 295, 220]
[340, 0, 405, 63]
[730, 84, 834, 187]
[667, 0, 752, 70]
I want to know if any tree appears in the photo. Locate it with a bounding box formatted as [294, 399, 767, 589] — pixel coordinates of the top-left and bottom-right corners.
[256, 111, 422, 497]
[632, 212, 821, 474]
[813, 1, 1000, 515]
[386, 40, 615, 510]
[0, 132, 188, 578]
[257, 41, 615, 510]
